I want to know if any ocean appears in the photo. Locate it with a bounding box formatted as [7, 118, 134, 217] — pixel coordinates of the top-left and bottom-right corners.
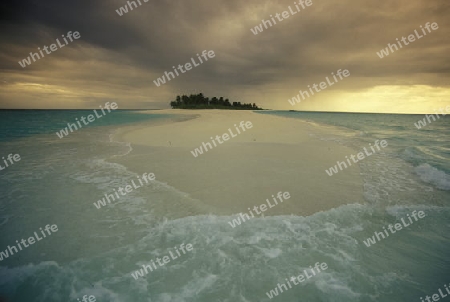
[0, 110, 449, 302]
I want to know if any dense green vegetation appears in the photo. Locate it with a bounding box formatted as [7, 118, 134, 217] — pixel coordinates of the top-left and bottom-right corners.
[170, 93, 262, 110]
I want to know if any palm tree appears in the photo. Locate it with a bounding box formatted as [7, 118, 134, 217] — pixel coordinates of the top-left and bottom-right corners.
[169, 93, 262, 110]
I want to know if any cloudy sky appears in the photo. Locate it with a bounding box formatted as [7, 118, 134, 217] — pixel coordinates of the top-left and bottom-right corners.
[0, 0, 449, 112]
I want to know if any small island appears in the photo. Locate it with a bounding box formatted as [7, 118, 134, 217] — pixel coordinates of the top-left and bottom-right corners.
[170, 93, 262, 110]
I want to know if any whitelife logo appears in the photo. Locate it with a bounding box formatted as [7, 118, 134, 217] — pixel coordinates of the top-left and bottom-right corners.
[115, 0, 149, 16]
[0, 153, 21, 171]
[76, 295, 96, 302]
[228, 192, 291, 228]
[413, 106, 450, 129]
[0, 224, 58, 261]
[18, 31, 81, 68]
[55, 102, 118, 139]
[376, 22, 439, 59]
[325, 139, 388, 176]
[153, 50, 215, 87]
[190, 121, 253, 157]
[130, 243, 194, 280]
[420, 282, 450, 302]
[265, 262, 328, 299]
[250, 0, 313, 35]
[93, 172, 155, 209]
[288, 69, 350, 106]
[362, 210, 426, 247]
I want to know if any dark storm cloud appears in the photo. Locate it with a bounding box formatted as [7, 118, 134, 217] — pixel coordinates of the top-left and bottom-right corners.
[0, 0, 449, 110]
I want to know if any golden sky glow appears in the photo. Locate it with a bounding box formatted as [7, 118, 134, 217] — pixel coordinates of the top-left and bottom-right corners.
[0, 0, 449, 112]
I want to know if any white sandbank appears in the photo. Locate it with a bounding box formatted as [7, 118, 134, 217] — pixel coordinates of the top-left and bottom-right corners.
[111, 109, 363, 217]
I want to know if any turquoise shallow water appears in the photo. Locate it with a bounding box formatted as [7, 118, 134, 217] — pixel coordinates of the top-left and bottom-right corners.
[0, 110, 449, 302]
[0, 110, 170, 142]
[259, 111, 450, 188]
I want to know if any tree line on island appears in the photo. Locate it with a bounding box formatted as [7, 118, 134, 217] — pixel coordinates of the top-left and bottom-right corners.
[170, 93, 262, 110]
